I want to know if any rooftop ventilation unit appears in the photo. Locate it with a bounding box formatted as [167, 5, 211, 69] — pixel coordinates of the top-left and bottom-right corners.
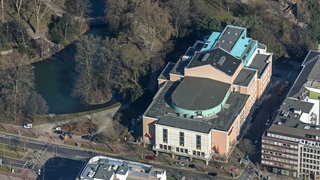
[283, 111, 290, 117]
[218, 56, 226, 66]
[201, 53, 210, 62]
[294, 109, 302, 115]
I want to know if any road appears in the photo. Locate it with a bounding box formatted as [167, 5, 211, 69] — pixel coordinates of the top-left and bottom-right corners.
[0, 133, 222, 179]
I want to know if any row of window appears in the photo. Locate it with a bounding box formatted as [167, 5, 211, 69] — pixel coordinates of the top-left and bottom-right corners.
[301, 158, 320, 165]
[262, 150, 298, 159]
[262, 139, 298, 149]
[302, 153, 320, 159]
[262, 160, 295, 170]
[267, 133, 300, 142]
[302, 147, 320, 154]
[162, 129, 202, 150]
[300, 164, 320, 170]
[300, 169, 320, 175]
[262, 155, 298, 165]
[158, 144, 206, 157]
[300, 139, 320, 147]
[262, 144, 298, 154]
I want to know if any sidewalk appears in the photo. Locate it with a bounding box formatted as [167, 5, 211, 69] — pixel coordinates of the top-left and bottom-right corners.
[0, 169, 37, 180]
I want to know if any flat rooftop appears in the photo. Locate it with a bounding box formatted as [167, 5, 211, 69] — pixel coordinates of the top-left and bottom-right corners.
[214, 26, 244, 52]
[145, 80, 249, 131]
[78, 156, 166, 180]
[268, 51, 320, 140]
[233, 68, 256, 86]
[247, 54, 270, 77]
[171, 76, 230, 111]
[187, 48, 242, 76]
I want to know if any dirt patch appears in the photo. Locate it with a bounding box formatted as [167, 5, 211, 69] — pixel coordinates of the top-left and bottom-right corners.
[59, 121, 97, 135]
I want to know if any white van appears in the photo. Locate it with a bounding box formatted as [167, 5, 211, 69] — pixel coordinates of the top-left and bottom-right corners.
[23, 123, 32, 129]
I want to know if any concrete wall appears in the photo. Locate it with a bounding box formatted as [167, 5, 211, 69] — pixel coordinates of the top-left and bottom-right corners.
[155, 124, 212, 158]
[184, 65, 232, 84]
[143, 116, 158, 144]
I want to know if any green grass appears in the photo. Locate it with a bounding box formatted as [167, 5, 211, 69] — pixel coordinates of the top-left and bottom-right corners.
[63, 141, 77, 146]
[0, 144, 27, 153]
[0, 149, 23, 159]
[21, 132, 39, 138]
[0, 165, 11, 173]
[80, 144, 119, 154]
[0, 128, 19, 135]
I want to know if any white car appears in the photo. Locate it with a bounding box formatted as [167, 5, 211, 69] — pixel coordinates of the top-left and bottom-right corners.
[174, 162, 185, 166]
[23, 123, 32, 129]
[265, 119, 271, 126]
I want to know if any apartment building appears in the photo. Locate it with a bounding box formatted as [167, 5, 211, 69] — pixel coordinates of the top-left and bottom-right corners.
[143, 25, 273, 163]
[261, 51, 320, 179]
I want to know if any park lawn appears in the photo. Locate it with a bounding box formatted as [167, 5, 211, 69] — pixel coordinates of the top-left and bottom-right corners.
[0, 128, 18, 135]
[63, 141, 77, 146]
[21, 132, 39, 138]
[81, 144, 119, 154]
[0, 165, 11, 173]
[0, 144, 27, 153]
[0, 149, 23, 159]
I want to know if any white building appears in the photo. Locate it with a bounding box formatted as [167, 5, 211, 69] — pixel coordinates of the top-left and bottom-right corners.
[77, 156, 166, 180]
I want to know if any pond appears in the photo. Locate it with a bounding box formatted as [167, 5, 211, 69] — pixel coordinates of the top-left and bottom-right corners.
[34, 0, 111, 114]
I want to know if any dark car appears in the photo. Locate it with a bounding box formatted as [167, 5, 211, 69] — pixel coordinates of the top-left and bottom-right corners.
[81, 134, 93, 140]
[145, 155, 155, 160]
[208, 172, 217, 176]
[188, 164, 195, 168]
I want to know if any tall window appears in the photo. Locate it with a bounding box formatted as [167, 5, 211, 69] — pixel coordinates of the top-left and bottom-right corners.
[180, 132, 184, 146]
[196, 135, 201, 150]
[163, 129, 168, 143]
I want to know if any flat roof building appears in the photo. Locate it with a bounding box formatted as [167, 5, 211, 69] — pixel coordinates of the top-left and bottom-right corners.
[144, 25, 273, 163]
[77, 156, 166, 180]
[261, 51, 320, 179]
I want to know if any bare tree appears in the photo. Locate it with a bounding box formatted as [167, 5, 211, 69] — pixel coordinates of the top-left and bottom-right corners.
[130, 0, 174, 52]
[33, 0, 50, 35]
[1, 0, 4, 22]
[0, 53, 35, 122]
[14, 0, 23, 19]
[98, 38, 121, 101]
[165, 0, 190, 37]
[73, 35, 102, 104]
[64, 0, 90, 31]
[237, 138, 254, 154]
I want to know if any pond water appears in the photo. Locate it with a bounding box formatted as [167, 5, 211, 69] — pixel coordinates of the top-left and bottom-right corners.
[34, 0, 111, 114]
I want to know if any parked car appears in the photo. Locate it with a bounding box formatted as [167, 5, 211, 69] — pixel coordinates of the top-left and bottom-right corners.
[265, 119, 271, 126]
[188, 164, 195, 168]
[174, 161, 184, 166]
[23, 123, 32, 129]
[253, 140, 258, 149]
[145, 155, 155, 160]
[208, 172, 217, 176]
[178, 156, 190, 162]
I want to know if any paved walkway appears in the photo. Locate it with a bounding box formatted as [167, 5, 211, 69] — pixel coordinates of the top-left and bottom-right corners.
[0, 169, 37, 180]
